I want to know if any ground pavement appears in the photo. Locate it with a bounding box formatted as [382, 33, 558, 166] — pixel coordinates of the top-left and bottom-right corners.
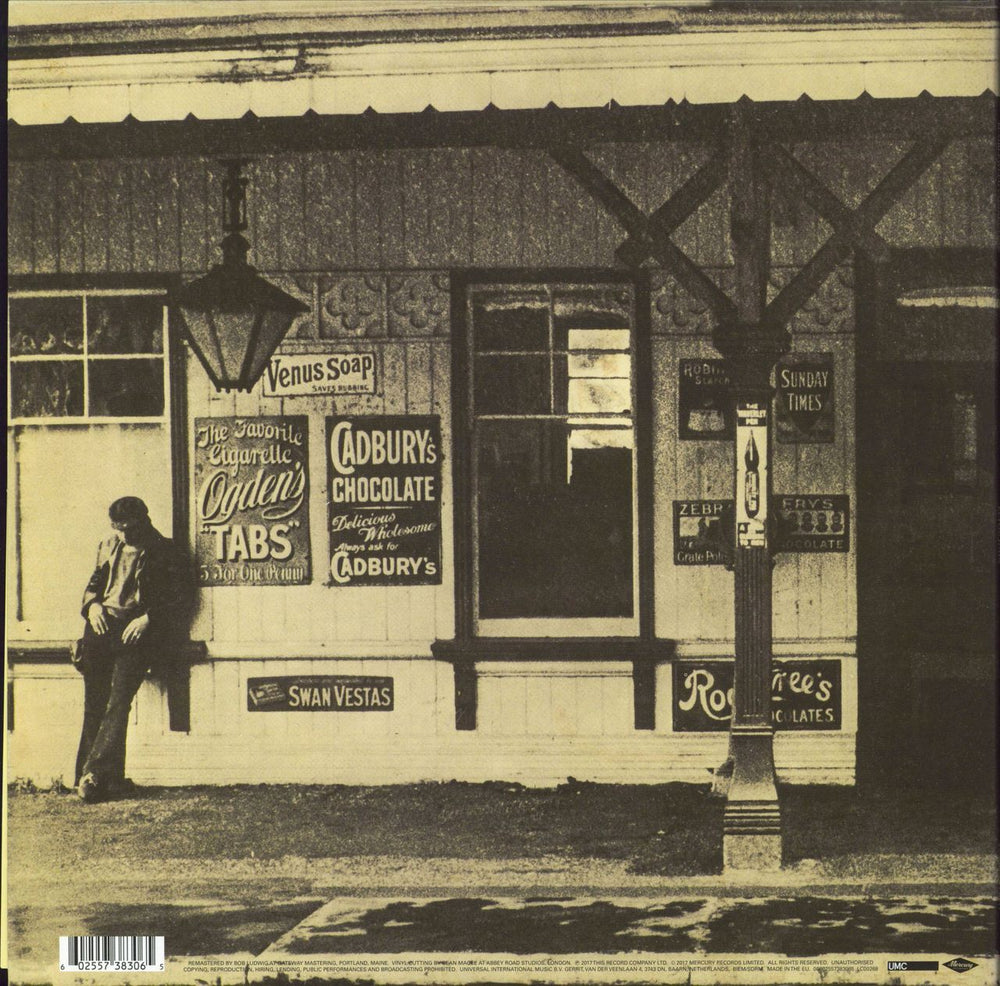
[5, 783, 998, 985]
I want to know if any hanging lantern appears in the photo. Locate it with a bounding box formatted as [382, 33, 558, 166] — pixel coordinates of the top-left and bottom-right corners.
[173, 160, 309, 392]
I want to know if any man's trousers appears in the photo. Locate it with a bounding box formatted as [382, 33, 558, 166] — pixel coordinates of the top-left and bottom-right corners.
[74, 616, 153, 789]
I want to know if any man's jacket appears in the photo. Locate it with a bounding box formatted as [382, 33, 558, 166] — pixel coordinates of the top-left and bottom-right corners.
[81, 526, 192, 634]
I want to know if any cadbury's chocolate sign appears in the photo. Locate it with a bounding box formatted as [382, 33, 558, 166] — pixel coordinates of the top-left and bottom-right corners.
[194, 416, 311, 586]
[327, 415, 442, 586]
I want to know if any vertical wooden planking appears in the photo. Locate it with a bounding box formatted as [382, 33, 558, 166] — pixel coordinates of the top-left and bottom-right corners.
[431, 342, 456, 641]
[966, 138, 996, 247]
[177, 157, 208, 274]
[382, 343, 407, 413]
[56, 161, 85, 273]
[670, 144, 699, 264]
[278, 155, 307, 270]
[250, 156, 282, 272]
[446, 148, 474, 266]
[937, 142, 967, 247]
[546, 153, 596, 267]
[82, 161, 111, 273]
[379, 152, 407, 269]
[203, 159, 225, 271]
[129, 159, 157, 273]
[154, 159, 182, 273]
[31, 163, 59, 274]
[786, 144, 824, 267]
[499, 675, 528, 736]
[354, 151, 382, 268]
[301, 154, 323, 270]
[406, 342, 433, 413]
[104, 159, 132, 272]
[422, 149, 452, 266]
[7, 163, 34, 274]
[651, 338, 678, 639]
[402, 150, 429, 267]
[518, 149, 551, 267]
[470, 147, 498, 266]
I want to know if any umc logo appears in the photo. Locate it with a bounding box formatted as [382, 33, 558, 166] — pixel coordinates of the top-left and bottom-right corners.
[944, 958, 979, 974]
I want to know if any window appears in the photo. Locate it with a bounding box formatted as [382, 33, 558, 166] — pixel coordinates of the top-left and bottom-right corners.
[9, 291, 168, 422]
[466, 281, 638, 636]
[7, 290, 173, 639]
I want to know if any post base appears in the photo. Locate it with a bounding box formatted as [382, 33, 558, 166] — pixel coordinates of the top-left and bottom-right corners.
[723, 832, 783, 872]
[723, 799, 781, 871]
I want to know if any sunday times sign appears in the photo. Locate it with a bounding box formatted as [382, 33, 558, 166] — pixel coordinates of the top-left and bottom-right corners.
[327, 415, 442, 586]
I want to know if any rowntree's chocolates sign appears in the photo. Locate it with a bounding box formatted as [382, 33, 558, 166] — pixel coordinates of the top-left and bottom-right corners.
[327, 415, 442, 586]
[194, 416, 311, 586]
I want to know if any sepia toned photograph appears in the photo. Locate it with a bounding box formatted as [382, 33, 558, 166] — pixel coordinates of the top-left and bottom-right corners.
[4, 1, 997, 984]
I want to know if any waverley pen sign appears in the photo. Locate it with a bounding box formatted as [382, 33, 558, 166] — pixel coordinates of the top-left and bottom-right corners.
[327, 415, 442, 586]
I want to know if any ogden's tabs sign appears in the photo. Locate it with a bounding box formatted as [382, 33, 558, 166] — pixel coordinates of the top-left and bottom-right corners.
[262, 352, 377, 397]
[194, 416, 311, 585]
[327, 415, 442, 586]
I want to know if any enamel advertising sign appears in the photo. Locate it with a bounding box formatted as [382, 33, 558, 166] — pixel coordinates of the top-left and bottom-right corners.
[735, 400, 768, 548]
[673, 500, 734, 565]
[327, 415, 442, 586]
[775, 353, 835, 443]
[672, 659, 842, 731]
[248, 676, 394, 712]
[772, 494, 851, 552]
[678, 359, 734, 439]
[194, 416, 311, 585]
[262, 351, 377, 398]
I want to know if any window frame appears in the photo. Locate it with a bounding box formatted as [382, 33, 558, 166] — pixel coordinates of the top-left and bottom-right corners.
[450, 269, 655, 644]
[8, 288, 171, 425]
[7, 274, 192, 628]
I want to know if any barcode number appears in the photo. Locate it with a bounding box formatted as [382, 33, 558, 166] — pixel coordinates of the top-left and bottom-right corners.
[60, 935, 165, 972]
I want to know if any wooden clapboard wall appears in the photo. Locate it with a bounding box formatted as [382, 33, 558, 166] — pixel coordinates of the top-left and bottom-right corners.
[7, 140, 995, 277]
[6, 138, 995, 657]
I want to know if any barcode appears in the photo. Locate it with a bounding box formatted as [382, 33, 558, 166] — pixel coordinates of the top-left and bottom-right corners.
[60, 935, 164, 971]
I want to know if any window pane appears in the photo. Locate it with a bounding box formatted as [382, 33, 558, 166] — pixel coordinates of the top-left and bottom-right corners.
[9, 297, 83, 355]
[567, 328, 631, 352]
[568, 377, 631, 415]
[88, 296, 164, 354]
[554, 288, 631, 336]
[475, 354, 550, 415]
[473, 294, 548, 351]
[10, 361, 84, 417]
[569, 353, 631, 378]
[477, 419, 633, 618]
[89, 358, 165, 416]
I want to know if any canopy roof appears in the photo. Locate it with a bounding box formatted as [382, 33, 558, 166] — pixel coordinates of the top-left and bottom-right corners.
[8, 2, 998, 126]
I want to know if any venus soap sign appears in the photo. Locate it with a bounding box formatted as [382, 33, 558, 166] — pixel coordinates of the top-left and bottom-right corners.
[326, 415, 442, 586]
[194, 416, 311, 586]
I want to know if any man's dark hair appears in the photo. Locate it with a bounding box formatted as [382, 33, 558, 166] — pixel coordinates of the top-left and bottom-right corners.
[109, 496, 149, 523]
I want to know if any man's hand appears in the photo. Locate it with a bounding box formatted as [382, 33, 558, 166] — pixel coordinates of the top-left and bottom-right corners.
[121, 613, 150, 645]
[87, 602, 109, 635]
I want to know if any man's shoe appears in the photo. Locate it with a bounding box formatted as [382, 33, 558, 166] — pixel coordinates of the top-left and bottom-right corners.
[78, 773, 101, 803]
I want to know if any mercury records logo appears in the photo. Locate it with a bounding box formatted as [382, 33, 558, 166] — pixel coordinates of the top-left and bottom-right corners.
[944, 958, 978, 973]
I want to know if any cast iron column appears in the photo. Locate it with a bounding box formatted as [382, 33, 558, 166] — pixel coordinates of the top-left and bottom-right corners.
[712, 104, 789, 871]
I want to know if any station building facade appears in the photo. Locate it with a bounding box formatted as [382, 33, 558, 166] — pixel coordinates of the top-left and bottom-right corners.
[6, 3, 996, 791]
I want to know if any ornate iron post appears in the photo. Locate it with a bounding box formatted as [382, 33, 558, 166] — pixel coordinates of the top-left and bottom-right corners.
[713, 105, 790, 870]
